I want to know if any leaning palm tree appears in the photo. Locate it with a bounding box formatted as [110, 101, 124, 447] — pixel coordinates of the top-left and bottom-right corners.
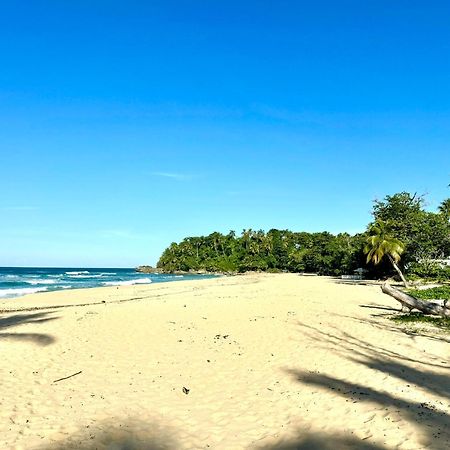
[364, 220, 409, 287]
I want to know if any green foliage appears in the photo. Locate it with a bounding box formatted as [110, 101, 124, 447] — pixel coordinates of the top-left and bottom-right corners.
[371, 192, 450, 267]
[391, 313, 450, 332]
[156, 191, 449, 280]
[364, 221, 405, 265]
[407, 286, 450, 300]
[364, 220, 409, 286]
[438, 198, 450, 218]
[407, 263, 450, 282]
[156, 229, 366, 275]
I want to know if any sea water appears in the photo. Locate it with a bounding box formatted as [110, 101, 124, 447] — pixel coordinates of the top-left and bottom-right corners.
[0, 267, 216, 299]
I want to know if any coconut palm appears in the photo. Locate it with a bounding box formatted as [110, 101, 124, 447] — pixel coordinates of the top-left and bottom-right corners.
[438, 198, 450, 219]
[364, 220, 409, 287]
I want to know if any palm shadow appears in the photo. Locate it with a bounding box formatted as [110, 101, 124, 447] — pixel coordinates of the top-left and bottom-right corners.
[331, 279, 382, 286]
[272, 321, 450, 450]
[359, 304, 399, 312]
[0, 311, 57, 346]
[296, 321, 448, 368]
[285, 370, 449, 449]
[339, 312, 450, 343]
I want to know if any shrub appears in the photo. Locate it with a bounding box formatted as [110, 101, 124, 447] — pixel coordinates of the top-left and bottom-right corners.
[391, 313, 450, 331]
[407, 286, 450, 300]
[407, 262, 450, 282]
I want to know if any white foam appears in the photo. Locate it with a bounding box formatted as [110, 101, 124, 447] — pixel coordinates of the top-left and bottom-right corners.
[0, 287, 48, 298]
[26, 279, 57, 285]
[102, 278, 152, 287]
[65, 271, 89, 275]
[67, 274, 102, 278]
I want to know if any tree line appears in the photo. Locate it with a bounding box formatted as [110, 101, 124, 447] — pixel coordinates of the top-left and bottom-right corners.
[156, 192, 450, 281]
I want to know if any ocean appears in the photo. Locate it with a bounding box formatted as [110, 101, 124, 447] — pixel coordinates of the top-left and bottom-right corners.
[0, 267, 216, 299]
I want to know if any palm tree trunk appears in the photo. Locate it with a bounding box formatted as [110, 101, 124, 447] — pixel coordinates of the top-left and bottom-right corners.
[388, 255, 409, 288]
[381, 283, 450, 317]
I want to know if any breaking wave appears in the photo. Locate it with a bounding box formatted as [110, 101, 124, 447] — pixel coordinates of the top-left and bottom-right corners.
[0, 287, 48, 298]
[102, 278, 152, 287]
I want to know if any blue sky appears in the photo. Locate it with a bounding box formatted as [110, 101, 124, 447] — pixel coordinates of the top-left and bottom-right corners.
[1, 1, 449, 267]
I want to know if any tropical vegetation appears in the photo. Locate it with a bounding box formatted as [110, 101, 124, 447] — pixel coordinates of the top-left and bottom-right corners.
[156, 192, 450, 282]
[364, 220, 408, 287]
[407, 286, 450, 301]
[391, 313, 450, 331]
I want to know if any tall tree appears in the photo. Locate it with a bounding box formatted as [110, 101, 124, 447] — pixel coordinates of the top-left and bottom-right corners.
[371, 192, 449, 269]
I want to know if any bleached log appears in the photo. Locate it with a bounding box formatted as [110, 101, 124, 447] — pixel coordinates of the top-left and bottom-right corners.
[381, 283, 450, 317]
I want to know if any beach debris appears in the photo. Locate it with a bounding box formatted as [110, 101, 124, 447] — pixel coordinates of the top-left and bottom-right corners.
[53, 370, 82, 383]
[214, 334, 230, 340]
[182, 387, 190, 395]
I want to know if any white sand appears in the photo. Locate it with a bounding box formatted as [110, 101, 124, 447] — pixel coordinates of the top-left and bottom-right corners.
[0, 274, 449, 450]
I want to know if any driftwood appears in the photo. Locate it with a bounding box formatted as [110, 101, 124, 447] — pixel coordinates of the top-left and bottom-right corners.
[53, 370, 82, 383]
[381, 283, 450, 317]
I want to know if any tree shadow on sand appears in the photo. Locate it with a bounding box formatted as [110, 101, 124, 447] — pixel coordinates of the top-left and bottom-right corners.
[331, 279, 383, 287]
[269, 321, 450, 450]
[256, 433, 386, 450]
[336, 311, 450, 343]
[0, 311, 57, 345]
[299, 319, 450, 366]
[38, 419, 178, 450]
[36, 418, 385, 450]
[359, 304, 399, 312]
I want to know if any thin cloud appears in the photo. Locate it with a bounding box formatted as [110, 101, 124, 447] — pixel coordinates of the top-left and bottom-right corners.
[1, 206, 38, 211]
[151, 172, 193, 181]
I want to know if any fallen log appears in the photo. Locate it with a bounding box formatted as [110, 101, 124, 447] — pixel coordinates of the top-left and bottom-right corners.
[381, 283, 450, 317]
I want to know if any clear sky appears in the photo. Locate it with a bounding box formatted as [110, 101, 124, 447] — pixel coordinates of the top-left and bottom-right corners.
[1, 1, 449, 267]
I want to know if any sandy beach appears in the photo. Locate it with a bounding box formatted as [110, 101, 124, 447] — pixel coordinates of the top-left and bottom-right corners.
[0, 274, 448, 450]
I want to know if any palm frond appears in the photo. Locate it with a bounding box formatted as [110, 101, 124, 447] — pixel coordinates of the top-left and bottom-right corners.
[364, 220, 405, 266]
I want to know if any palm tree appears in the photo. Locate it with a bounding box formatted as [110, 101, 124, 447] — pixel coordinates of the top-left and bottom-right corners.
[364, 220, 409, 287]
[241, 229, 252, 252]
[438, 198, 450, 219]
